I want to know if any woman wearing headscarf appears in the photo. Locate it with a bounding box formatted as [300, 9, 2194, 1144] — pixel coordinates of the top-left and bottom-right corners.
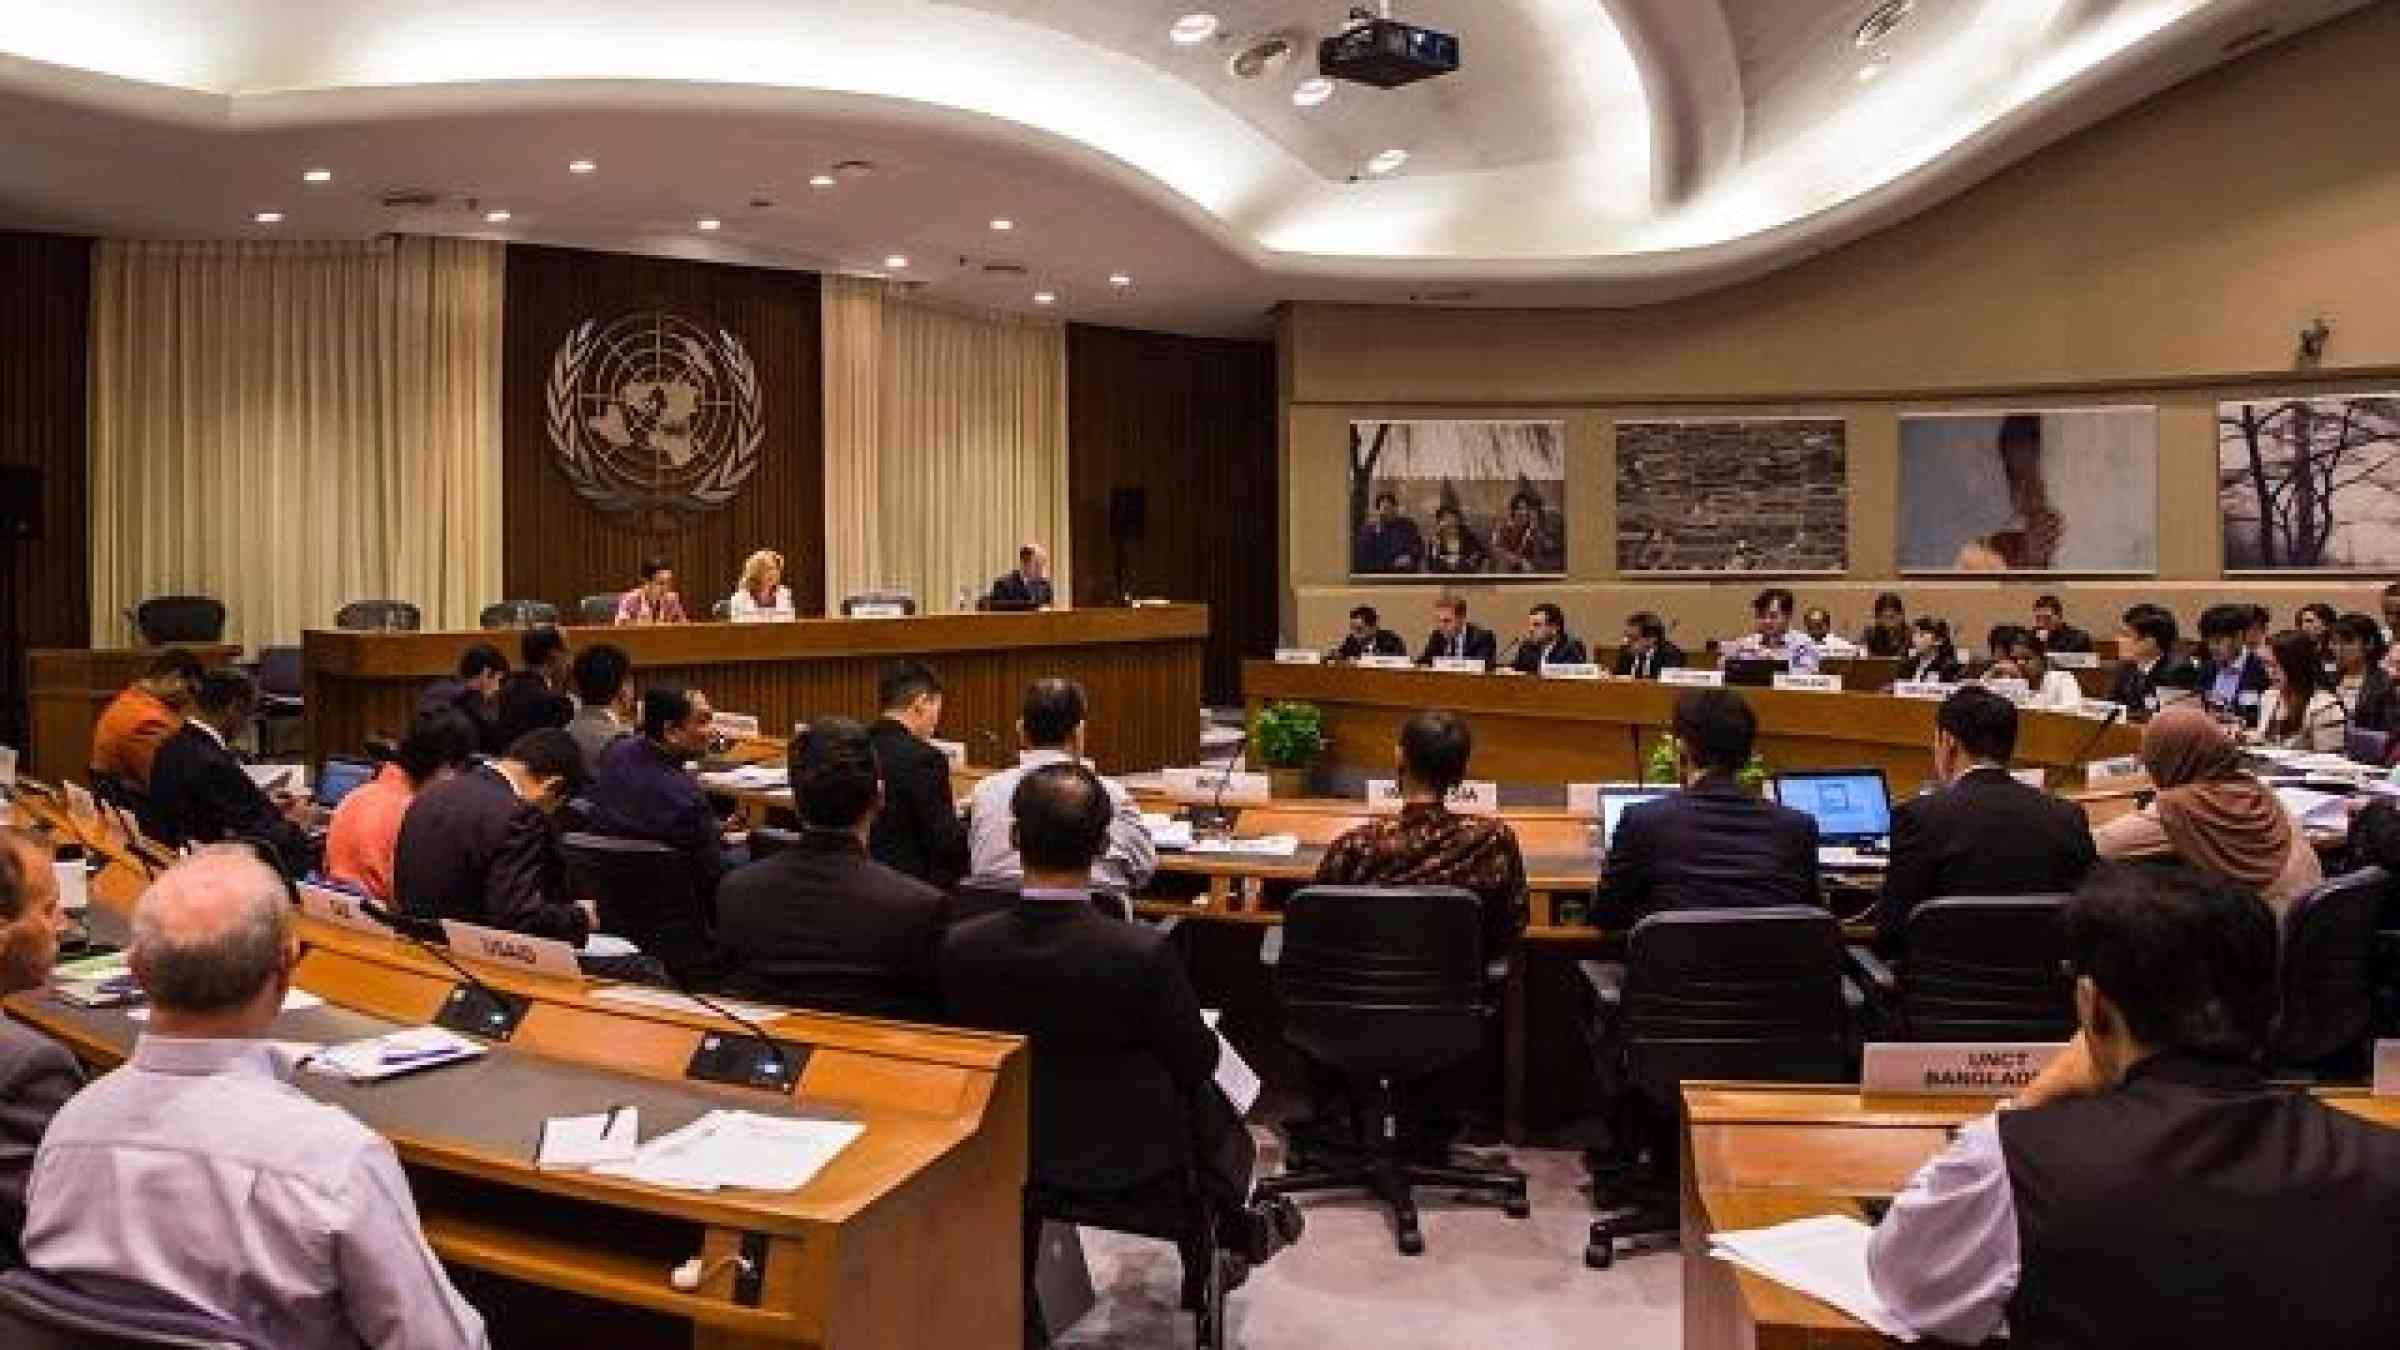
[2092, 703, 2321, 915]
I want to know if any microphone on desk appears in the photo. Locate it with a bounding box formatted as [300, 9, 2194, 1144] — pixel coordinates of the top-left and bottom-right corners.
[1193, 730, 1250, 837]
[660, 962, 797, 1092]
[355, 897, 531, 1041]
[2069, 702, 2126, 768]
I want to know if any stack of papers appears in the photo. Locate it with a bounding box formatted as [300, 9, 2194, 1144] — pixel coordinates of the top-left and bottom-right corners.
[537, 1107, 642, 1171]
[2274, 786, 2356, 832]
[1188, 834, 1300, 858]
[1141, 813, 1195, 851]
[1708, 1215, 1916, 1341]
[593, 1110, 863, 1193]
[54, 950, 141, 1008]
[303, 1026, 488, 1082]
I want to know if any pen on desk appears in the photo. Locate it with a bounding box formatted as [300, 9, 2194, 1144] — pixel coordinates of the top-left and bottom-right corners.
[603, 1103, 628, 1137]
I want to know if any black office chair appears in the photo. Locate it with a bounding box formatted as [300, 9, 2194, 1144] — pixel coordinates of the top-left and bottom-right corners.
[709, 598, 734, 621]
[2271, 866, 2390, 1078]
[126, 596, 225, 645]
[1258, 885, 1528, 1256]
[332, 599, 421, 632]
[839, 592, 918, 616]
[1853, 895, 2075, 1043]
[747, 825, 802, 861]
[478, 599, 559, 630]
[578, 594, 622, 625]
[251, 646, 305, 759]
[1580, 906, 1852, 1268]
[560, 834, 720, 988]
[1025, 1143, 1241, 1350]
[0, 1268, 253, 1348]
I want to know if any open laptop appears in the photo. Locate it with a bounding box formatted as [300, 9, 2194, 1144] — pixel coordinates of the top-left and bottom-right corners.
[1598, 787, 1669, 850]
[1722, 658, 1786, 688]
[314, 756, 378, 810]
[1769, 768, 1894, 868]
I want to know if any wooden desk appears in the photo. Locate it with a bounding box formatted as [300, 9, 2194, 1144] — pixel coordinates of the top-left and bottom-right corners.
[303, 607, 1207, 776]
[11, 849, 1030, 1350]
[1678, 1082, 2400, 1349]
[1246, 663, 2142, 798]
[23, 644, 242, 786]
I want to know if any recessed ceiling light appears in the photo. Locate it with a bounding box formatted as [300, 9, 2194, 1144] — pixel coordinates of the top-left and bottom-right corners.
[1033, 291, 1057, 305]
[483, 209, 511, 223]
[697, 218, 722, 231]
[1292, 77, 1335, 108]
[1366, 148, 1409, 176]
[252, 211, 283, 224]
[809, 173, 838, 189]
[567, 159, 596, 174]
[301, 168, 332, 184]
[1169, 13, 1219, 46]
[1854, 0, 1915, 48]
[884, 254, 909, 269]
[1108, 273, 1132, 288]
[990, 218, 1014, 232]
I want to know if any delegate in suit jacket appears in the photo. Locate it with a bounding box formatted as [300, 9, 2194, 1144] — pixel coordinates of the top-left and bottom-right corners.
[0, 1019, 80, 1268]
[1599, 775, 1821, 926]
[392, 764, 590, 945]
[1876, 766, 2097, 950]
[1329, 629, 1408, 661]
[866, 717, 970, 888]
[716, 832, 948, 1022]
[588, 735, 734, 910]
[145, 724, 314, 876]
[1509, 634, 1591, 674]
[1417, 623, 1500, 669]
[1611, 641, 1687, 680]
[988, 570, 1054, 607]
[2104, 652, 2199, 718]
[2196, 651, 2274, 727]
[488, 670, 573, 755]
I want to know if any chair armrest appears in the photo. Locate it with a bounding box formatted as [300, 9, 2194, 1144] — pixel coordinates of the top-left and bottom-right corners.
[1844, 944, 1896, 996]
[1577, 959, 1626, 1009]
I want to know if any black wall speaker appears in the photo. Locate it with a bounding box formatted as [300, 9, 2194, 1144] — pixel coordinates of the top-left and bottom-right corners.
[1108, 486, 1147, 543]
[0, 466, 41, 542]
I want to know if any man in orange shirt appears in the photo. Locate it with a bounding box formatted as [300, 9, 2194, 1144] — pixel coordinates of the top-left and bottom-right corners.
[325, 708, 479, 903]
[90, 649, 204, 788]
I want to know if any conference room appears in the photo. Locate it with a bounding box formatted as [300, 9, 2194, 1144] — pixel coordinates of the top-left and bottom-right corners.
[3, 2, 2399, 1348]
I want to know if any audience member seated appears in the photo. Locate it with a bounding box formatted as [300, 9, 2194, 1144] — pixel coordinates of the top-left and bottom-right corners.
[393, 728, 594, 945]
[2196, 603, 2271, 727]
[1416, 595, 1498, 668]
[2296, 601, 2338, 671]
[23, 847, 488, 1346]
[1878, 688, 2096, 951]
[324, 708, 478, 904]
[1899, 617, 1962, 684]
[2329, 611, 2396, 732]
[1986, 630, 2083, 710]
[2029, 592, 2093, 653]
[1867, 863, 2400, 1349]
[147, 668, 318, 876]
[590, 687, 743, 911]
[966, 679, 1156, 892]
[1312, 710, 1529, 963]
[1327, 604, 1407, 661]
[1598, 688, 1819, 924]
[89, 648, 202, 789]
[487, 625, 574, 754]
[2092, 704, 2320, 915]
[1803, 606, 1859, 657]
[2249, 628, 2346, 752]
[1508, 602, 1589, 673]
[2105, 603, 2197, 719]
[866, 661, 970, 888]
[1724, 586, 1820, 672]
[727, 548, 794, 621]
[0, 829, 79, 1269]
[1861, 591, 1909, 658]
[1612, 611, 1684, 679]
[417, 641, 506, 748]
[615, 554, 688, 625]
[941, 763, 1281, 1308]
[717, 720, 946, 1021]
[565, 642, 636, 775]
[988, 543, 1055, 608]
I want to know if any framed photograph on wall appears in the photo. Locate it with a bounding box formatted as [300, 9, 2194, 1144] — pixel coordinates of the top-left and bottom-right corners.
[2219, 393, 2400, 571]
[1898, 407, 2157, 573]
[1615, 418, 1847, 574]
[1347, 420, 1567, 578]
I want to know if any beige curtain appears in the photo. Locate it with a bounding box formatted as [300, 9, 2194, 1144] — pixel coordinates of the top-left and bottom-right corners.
[89, 237, 504, 650]
[821, 278, 1068, 609]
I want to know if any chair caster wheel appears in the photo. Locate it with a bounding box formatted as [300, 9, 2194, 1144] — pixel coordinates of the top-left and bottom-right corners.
[1397, 1229, 1425, 1256]
[1585, 1240, 1614, 1269]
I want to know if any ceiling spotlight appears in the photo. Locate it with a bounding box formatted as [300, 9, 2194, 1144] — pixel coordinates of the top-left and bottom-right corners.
[568, 159, 596, 174]
[884, 254, 909, 269]
[252, 211, 283, 224]
[1169, 13, 1219, 46]
[809, 173, 838, 189]
[1854, 0, 1916, 48]
[1033, 291, 1057, 305]
[483, 209, 511, 223]
[1108, 273, 1132, 288]
[301, 168, 332, 184]
[697, 218, 722, 231]
[1366, 148, 1409, 176]
[990, 218, 1014, 232]
[1292, 77, 1335, 108]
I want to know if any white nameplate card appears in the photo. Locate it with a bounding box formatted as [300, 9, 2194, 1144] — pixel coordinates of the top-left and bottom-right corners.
[52, 859, 87, 914]
[929, 738, 967, 769]
[709, 712, 762, 742]
[1539, 663, 1603, 681]
[2086, 754, 2146, 786]
[1660, 667, 1724, 687]
[2010, 767, 2049, 789]
[848, 602, 906, 619]
[63, 781, 96, 821]
[1862, 1042, 2064, 1096]
[1773, 672, 1841, 693]
[1980, 677, 2031, 703]
[1891, 681, 1952, 701]
[1358, 654, 1414, 670]
[1431, 656, 1486, 674]
[1566, 783, 1604, 818]
[299, 882, 389, 938]
[2048, 651, 2100, 670]
[1274, 648, 1324, 665]
[1161, 767, 1270, 805]
[0, 743, 15, 789]
[2075, 699, 2126, 721]
[1366, 779, 1497, 816]
[2375, 1041, 2398, 1097]
[439, 920, 585, 981]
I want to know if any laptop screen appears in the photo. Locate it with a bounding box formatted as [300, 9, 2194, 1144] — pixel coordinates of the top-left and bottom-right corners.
[1722, 658, 1786, 688]
[1599, 789, 1668, 849]
[1771, 770, 1892, 842]
[315, 757, 376, 810]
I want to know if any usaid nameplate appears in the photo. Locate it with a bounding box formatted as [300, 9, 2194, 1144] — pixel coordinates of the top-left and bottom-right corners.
[1274, 648, 1325, 665]
[1367, 779, 1498, 816]
[2374, 1040, 2397, 1097]
[1891, 680, 1952, 701]
[709, 712, 762, 742]
[1773, 672, 1841, 693]
[439, 921, 585, 980]
[1660, 667, 1724, 687]
[2048, 651, 2100, 670]
[1540, 663, 1603, 681]
[1431, 657, 1486, 674]
[1161, 767, 1270, 805]
[2086, 754, 2146, 786]
[1358, 654, 1414, 670]
[299, 882, 390, 938]
[1862, 1042, 2064, 1095]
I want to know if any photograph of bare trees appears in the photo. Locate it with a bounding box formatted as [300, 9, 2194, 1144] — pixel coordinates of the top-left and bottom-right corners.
[1348, 420, 1567, 577]
[2220, 394, 2400, 570]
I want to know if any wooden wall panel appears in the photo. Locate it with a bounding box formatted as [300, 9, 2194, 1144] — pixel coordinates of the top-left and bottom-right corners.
[0, 231, 93, 752]
[1066, 324, 1276, 704]
[501, 245, 824, 621]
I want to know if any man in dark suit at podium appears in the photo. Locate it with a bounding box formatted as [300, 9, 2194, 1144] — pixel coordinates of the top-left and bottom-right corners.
[987, 544, 1055, 609]
[1612, 611, 1685, 679]
[1417, 597, 1498, 669]
[1328, 605, 1408, 661]
[1508, 603, 1589, 673]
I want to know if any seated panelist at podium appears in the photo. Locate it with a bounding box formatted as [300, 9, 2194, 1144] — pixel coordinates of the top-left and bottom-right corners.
[2030, 592, 2094, 654]
[1417, 596, 1497, 669]
[1802, 606, 1860, 658]
[615, 554, 688, 626]
[1722, 586, 1821, 673]
[987, 543, 1055, 609]
[1507, 603, 1589, 673]
[727, 548, 796, 621]
[1612, 611, 1684, 680]
[1327, 605, 1407, 662]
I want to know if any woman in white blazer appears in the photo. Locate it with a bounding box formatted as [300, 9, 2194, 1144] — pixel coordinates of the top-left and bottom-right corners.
[727, 549, 794, 621]
[1990, 630, 2086, 711]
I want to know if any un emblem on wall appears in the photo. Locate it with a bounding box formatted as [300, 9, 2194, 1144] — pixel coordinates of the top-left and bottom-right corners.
[545, 311, 764, 530]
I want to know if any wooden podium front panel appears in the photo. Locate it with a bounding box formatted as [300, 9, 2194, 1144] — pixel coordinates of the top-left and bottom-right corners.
[23, 644, 242, 785]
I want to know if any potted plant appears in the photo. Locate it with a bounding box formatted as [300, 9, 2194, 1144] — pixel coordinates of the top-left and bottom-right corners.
[1252, 701, 1326, 798]
[1643, 734, 1768, 793]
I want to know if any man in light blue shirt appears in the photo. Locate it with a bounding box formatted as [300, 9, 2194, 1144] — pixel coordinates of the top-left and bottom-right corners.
[966, 678, 1156, 893]
[1723, 586, 1821, 673]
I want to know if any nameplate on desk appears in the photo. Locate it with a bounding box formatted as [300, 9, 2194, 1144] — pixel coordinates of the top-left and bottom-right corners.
[1979, 677, 2030, 703]
[1358, 654, 1414, 670]
[297, 883, 389, 937]
[0, 743, 15, 788]
[929, 738, 966, 769]
[1660, 667, 1724, 687]
[1162, 767, 1269, 805]
[2375, 1041, 2398, 1096]
[1431, 657, 1486, 674]
[847, 602, 907, 618]
[2010, 767, 2048, 789]
[2048, 651, 2100, 670]
[1274, 648, 1324, 665]
[1539, 663, 1603, 681]
[2075, 698, 2126, 721]
[1891, 681, 1952, 701]
[63, 781, 96, 821]
[709, 712, 762, 742]
[1367, 779, 1497, 816]
[1772, 672, 1841, 692]
[2086, 754, 2145, 786]
[439, 921, 584, 980]
[1862, 1042, 2064, 1095]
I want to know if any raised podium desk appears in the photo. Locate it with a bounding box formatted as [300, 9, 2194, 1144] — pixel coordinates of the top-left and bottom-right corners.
[303, 606, 1208, 775]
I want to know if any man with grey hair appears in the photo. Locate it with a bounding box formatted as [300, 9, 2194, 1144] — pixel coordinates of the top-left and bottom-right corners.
[23, 846, 487, 1349]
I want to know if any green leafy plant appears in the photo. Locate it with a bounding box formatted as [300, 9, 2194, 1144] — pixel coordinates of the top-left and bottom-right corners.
[1644, 733, 1769, 793]
[1253, 701, 1327, 769]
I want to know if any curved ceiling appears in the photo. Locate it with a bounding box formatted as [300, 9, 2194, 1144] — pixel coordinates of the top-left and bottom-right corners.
[0, 0, 2366, 334]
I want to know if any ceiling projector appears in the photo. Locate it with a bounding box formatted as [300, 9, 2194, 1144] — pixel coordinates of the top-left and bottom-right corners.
[1318, 6, 1461, 89]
